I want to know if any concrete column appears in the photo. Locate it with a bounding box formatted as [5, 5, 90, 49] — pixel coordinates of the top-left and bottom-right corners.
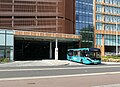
[10, 48, 14, 61]
[101, 35, 105, 56]
[55, 39, 58, 60]
[49, 41, 52, 59]
[55, 1, 58, 60]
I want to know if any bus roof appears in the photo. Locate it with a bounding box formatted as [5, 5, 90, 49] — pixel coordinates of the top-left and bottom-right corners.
[68, 48, 100, 52]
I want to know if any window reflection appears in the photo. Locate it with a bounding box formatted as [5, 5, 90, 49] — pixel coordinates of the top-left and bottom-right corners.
[76, 0, 94, 48]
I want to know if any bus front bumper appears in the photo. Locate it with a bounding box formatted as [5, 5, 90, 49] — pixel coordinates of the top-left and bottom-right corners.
[86, 59, 101, 64]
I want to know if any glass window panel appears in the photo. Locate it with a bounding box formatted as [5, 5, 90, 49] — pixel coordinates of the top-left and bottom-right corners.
[0, 30, 5, 33]
[0, 50, 4, 58]
[0, 34, 5, 45]
[96, 0, 102, 3]
[96, 5, 102, 12]
[6, 35, 14, 46]
[76, 22, 79, 29]
[6, 30, 14, 34]
[96, 14, 102, 21]
[76, 29, 80, 34]
[96, 23, 102, 30]
[76, 15, 79, 21]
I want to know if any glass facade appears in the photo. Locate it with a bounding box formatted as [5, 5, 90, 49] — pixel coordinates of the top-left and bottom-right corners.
[96, 0, 102, 3]
[104, 6, 120, 14]
[104, 35, 118, 46]
[96, 34, 102, 45]
[96, 34, 120, 46]
[96, 4, 102, 12]
[96, 0, 120, 55]
[96, 22, 102, 30]
[76, 0, 94, 48]
[0, 30, 14, 61]
[104, 15, 120, 22]
[104, 0, 120, 5]
[96, 14, 102, 21]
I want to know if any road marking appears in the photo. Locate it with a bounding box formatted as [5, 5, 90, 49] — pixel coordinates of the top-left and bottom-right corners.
[0, 65, 120, 72]
[93, 84, 120, 87]
[0, 71, 120, 81]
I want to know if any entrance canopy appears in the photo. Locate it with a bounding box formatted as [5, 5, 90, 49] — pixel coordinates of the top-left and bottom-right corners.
[14, 30, 81, 61]
[15, 31, 81, 42]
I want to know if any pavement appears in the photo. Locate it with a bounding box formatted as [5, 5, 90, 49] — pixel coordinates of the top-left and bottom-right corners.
[0, 60, 70, 67]
[0, 60, 120, 67]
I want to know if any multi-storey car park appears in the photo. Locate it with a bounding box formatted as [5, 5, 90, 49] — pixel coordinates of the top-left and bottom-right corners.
[94, 0, 120, 56]
[0, 0, 81, 61]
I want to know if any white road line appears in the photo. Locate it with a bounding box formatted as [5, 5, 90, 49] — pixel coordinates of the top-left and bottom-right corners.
[0, 66, 120, 72]
[93, 84, 120, 87]
[0, 72, 120, 81]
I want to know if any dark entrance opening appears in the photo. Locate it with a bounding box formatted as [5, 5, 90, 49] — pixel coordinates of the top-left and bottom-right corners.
[14, 39, 50, 61]
[14, 38, 77, 61]
[105, 46, 116, 52]
[105, 46, 116, 55]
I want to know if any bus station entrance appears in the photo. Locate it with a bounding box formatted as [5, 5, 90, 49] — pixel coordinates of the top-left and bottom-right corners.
[14, 38, 77, 60]
[14, 31, 81, 61]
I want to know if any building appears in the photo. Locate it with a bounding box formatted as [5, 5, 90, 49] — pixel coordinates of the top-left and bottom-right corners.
[76, 0, 120, 56]
[76, 0, 94, 48]
[94, 0, 120, 56]
[0, 0, 81, 61]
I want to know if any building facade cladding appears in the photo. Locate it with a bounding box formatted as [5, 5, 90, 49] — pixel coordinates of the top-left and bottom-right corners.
[0, 0, 79, 61]
[94, 0, 120, 56]
[76, 0, 94, 48]
[0, 0, 75, 34]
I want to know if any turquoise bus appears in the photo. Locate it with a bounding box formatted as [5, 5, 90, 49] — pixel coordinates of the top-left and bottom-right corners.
[67, 48, 101, 64]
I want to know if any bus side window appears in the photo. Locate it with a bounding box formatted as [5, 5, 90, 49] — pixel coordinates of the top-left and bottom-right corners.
[78, 51, 80, 56]
[73, 51, 78, 56]
[68, 51, 73, 56]
[80, 50, 86, 57]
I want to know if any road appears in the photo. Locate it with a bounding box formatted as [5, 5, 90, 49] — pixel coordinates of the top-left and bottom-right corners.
[0, 74, 120, 87]
[0, 64, 120, 79]
[0, 64, 120, 87]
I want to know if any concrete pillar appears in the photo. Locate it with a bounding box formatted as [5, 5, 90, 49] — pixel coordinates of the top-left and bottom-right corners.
[55, 1, 58, 60]
[55, 39, 58, 60]
[10, 48, 14, 61]
[101, 35, 105, 56]
[49, 41, 52, 59]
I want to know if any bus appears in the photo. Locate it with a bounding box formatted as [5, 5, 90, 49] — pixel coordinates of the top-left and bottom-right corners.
[67, 48, 101, 64]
